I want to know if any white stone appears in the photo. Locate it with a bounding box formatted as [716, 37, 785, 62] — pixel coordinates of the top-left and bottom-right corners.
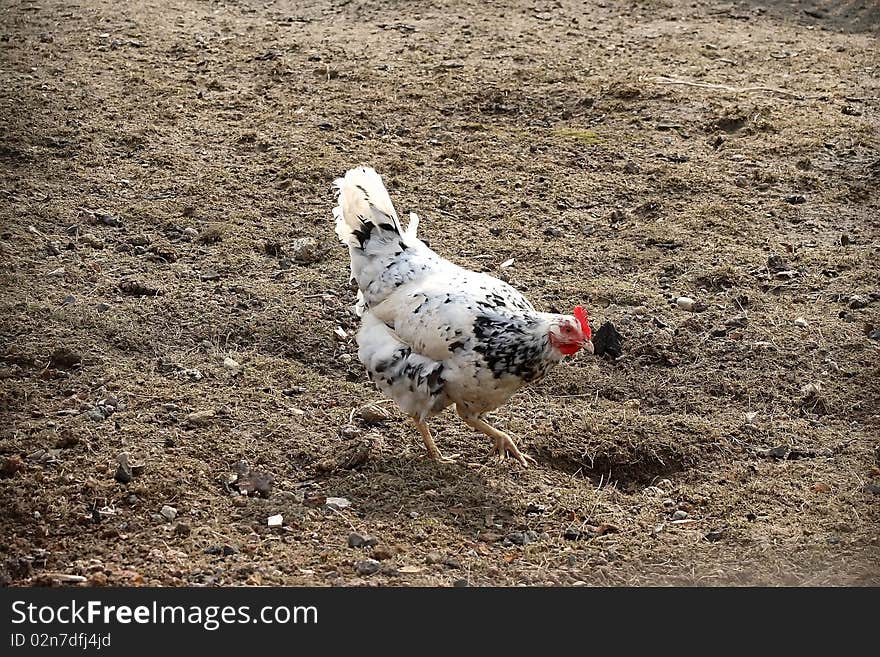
[676, 296, 695, 311]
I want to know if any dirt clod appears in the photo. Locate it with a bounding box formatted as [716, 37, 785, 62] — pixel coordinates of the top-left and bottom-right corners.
[315, 437, 373, 472]
[592, 322, 623, 359]
[119, 279, 163, 296]
[228, 461, 274, 498]
[47, 347, 81, 370]
[0, 455, 26, 478]
[372, 545, 397, 561]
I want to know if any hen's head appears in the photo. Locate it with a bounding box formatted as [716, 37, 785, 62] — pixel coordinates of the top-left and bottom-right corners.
[547, 306, 593, 357]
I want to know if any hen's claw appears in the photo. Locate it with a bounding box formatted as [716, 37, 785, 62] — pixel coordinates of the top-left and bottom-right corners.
[490, 434, 537, 467]
[414, 419, 459, 464]
[428, 451, 461, 464]
[458, 413, 537, 468]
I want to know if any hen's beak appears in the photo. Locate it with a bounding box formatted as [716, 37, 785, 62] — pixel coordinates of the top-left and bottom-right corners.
[583, 340, 594, 355]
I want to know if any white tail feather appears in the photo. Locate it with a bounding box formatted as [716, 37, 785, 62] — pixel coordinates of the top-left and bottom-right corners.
[333, 166, 403, 247]
[406, 212, 420, 237]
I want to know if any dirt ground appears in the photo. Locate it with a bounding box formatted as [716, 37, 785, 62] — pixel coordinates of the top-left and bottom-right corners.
[1, 0, 878, 587]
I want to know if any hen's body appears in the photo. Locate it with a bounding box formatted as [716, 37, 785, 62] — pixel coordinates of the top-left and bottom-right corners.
[334, 166, 590, 465]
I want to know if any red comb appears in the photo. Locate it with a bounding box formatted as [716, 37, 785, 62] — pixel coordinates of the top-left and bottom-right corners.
[573, 306, 592, 341]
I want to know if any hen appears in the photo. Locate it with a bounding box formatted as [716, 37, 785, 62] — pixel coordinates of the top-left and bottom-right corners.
[333, 166, 593, 466]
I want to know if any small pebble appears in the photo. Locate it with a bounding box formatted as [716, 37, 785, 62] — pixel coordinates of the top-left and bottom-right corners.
[160, 505, 178, 522]
[325, 496, 351, 510]
[182, 227, 199, 240]
[672, 510, 689, 521]
[114, 451, 133, 484]
[186, 409, 215, 426]
[705, 528, 725, 542]
[794, 317, 808, 328]
[426, 551, 444, 564]
[98, 212, 122, 227]
[267, 514, 283, 527]
[81, 233, 104, 248]
[289, 237, 323, 264]
[97, 302, 111, 313]
[768, 445, 789, 458]
[676, 296, 695, 311]
[348, 532, 378, 548]
[181, 369, 203, 381]
[223, 357, 241, 372]
[358, 403, 392, 424]
[563, 528, 582, 541]
[354, 559, 381, 576]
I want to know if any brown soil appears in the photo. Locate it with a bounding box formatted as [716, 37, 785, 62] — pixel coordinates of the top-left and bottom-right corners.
[1, 0, 878, 587]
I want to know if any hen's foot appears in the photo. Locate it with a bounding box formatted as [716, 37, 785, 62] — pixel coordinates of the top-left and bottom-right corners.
[427, 449, 461, 464]
[413, 419, 459, 464]
[458, 414, 537, 468]
[489, 433, 537, 468]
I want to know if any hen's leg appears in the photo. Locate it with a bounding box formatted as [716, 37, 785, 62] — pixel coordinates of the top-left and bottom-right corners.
[458, 414, 537, 467]
[412, 419, 459, 463]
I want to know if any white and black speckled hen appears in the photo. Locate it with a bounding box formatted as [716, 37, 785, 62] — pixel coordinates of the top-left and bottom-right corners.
[333, 166, 593, 466]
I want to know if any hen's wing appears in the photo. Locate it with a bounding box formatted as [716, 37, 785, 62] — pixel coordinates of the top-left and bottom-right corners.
[371, 266, 536, 358]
